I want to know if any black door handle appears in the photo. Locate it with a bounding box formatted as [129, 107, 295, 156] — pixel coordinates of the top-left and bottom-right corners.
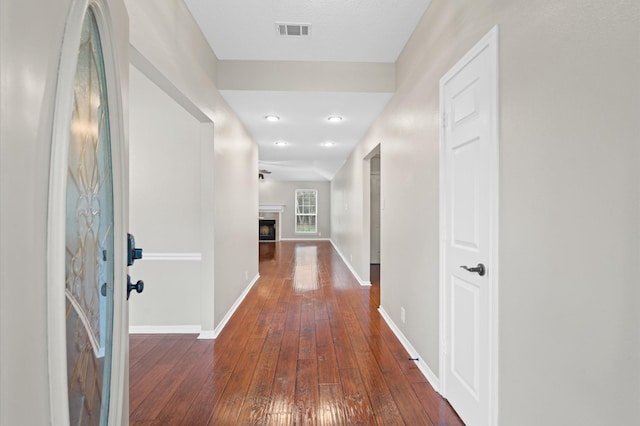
[127, 233, 144, 299]
[127, 275, 144, 300]
[460, 263, 486, 276]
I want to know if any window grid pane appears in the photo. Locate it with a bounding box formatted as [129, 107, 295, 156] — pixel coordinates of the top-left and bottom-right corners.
[295, 189, 317, 233]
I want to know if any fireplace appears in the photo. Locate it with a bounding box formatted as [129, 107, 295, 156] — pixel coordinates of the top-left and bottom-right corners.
[259, 205, 283, 241]
[259, 219, 276, 241]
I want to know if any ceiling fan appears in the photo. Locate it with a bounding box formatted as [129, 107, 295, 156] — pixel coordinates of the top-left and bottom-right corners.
[258, 169, 272, 180]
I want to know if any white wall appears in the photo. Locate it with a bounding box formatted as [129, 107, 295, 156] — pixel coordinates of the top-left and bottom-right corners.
[128, 65, 206, 328]
[212, 104, 259, 328]
[0, 0, 129, 424]
[331, 0, 640, 424]
[125, 0, 260, 333]
[259, 181, 331, 239]
[494, 1, 639, 423]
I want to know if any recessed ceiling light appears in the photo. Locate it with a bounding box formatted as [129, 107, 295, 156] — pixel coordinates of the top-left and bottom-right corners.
[274, 141, 288, 146]
[327, 115, 343, 123]
[322, 141, 335, 147]
[265, 115, 280, 122]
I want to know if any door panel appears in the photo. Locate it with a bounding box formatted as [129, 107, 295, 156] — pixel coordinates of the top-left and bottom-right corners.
[451, 138, 481, 250]
[451, 275, 480, 398]
[65, 8, 115, 424]
[452, 80, 479, 123]
[441, 27, 498, 426]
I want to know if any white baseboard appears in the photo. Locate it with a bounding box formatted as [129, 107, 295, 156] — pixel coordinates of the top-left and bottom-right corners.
[212, 273, 260, 338]
[197, 330, 216, 340]
[128, 274, 260, 340]
[378, 306, 441, 393]
[329, 239, 370, 286]
[128, 325, 201, 334]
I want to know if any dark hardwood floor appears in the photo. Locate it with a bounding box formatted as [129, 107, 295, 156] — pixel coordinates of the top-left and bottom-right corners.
[129, 241, 463, 425]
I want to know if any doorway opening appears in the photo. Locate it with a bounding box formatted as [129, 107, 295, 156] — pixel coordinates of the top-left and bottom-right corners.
[128, 53, 216, 338]
[370, 154, 381, 265]
[363, 144, 381, 290]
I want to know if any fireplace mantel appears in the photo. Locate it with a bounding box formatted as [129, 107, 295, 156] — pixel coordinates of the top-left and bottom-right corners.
[259, 204, 285, 213]
[258, 206, 283, 241]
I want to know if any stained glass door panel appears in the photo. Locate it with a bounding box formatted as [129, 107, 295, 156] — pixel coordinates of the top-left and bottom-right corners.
[65, 8, 114, 425]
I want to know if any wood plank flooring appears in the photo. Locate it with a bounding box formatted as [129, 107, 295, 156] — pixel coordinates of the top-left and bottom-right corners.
[129, 241, 463, 425]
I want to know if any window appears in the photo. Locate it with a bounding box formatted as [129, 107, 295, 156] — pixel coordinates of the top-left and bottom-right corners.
[295, 189, 317, 233]
[64, 8, 115, 423]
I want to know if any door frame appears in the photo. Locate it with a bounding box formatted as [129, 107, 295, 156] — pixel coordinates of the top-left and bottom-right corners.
[438, 25, 499, 426]
[362, 144, 381, 285]
[128, 54, 217, 338]
[369, 168, 381, 264]
[46, 0, 128, 423]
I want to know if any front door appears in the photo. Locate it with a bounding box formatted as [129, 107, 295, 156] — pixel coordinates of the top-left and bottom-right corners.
[65, 9, 117, 423]
[48, 2, 129, 424]
[440, 27, 498, 426]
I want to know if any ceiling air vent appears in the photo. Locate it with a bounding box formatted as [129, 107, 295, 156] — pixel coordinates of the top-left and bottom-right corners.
[276, 23, 311, 37]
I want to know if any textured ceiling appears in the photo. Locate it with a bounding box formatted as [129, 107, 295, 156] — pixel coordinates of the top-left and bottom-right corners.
[184, 0, 432, 181]
[184, 0, 431, 63]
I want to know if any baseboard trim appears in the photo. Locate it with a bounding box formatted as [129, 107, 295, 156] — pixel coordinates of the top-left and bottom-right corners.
[212, 273, 260, 338]
[128, 325, 201, 334]
[197, 330, 216, 340]
[378, 306, 441, 393]
[128, 274, 260, 339]
[329, 239, 370, 286]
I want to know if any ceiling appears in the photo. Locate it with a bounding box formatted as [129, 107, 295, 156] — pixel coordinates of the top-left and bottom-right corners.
[184, 0, 432, 181]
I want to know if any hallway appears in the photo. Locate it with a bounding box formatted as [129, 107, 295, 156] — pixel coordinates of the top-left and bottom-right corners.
[129, 241, 462, 424]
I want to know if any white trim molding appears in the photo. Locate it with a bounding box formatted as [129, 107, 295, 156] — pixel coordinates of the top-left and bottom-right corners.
[197, 330, 217, 340]
[128, 273, 260, 340]
[259, 204, 285, 212]
[142, 252, 202, 261]
[128, 325, 217, 340]
[129, 325, 202, 334]
[329, 239, 371, 286]
[378, 307, 441, 392]
[213, 273, 260, 338]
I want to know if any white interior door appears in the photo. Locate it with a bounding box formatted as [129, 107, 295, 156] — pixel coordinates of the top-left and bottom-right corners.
[440, 27, 498, 426]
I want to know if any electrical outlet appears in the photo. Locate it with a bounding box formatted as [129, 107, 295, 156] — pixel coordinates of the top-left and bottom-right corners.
[401, 307, 406, 324]
[318, 231, 321, 237]
[245, 271, 248, 280]
[350, 254, 353, 262]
